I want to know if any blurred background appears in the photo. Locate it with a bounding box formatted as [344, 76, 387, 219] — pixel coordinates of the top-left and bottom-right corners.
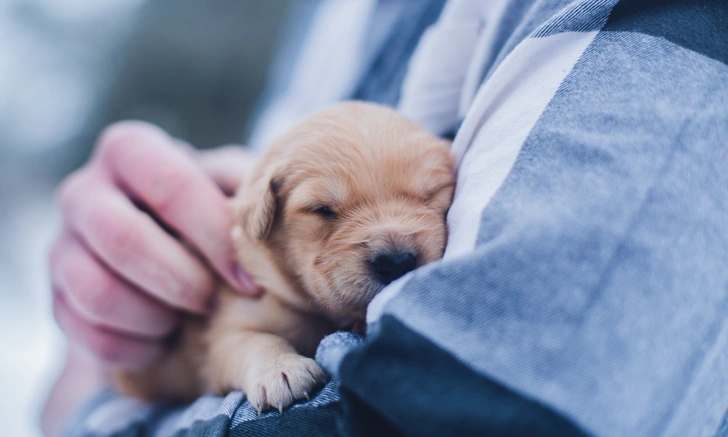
[0, 0, 293, 435]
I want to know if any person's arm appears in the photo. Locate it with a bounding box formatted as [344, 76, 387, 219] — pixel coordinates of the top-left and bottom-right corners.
[42, 122, 261, 436]
[41, 347, 108, 437]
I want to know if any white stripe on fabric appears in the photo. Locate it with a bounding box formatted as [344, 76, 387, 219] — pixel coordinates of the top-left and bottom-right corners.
[398, 0, 513, 137]
[458, 0, 512, 118]
[445, 30, 599, 259]
[397, 3, 483, 136]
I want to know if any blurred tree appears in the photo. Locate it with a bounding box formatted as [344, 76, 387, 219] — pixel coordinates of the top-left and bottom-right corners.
[93, 0, 293, 151]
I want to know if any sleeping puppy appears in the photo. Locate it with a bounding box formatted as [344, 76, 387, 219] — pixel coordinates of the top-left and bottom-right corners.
[114, 101, 455, 414]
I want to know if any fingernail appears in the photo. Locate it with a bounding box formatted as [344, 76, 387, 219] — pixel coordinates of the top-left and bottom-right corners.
[235, 264, 261, 295]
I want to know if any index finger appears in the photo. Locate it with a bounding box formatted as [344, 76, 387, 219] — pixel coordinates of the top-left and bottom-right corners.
[95, 122, 261, 296]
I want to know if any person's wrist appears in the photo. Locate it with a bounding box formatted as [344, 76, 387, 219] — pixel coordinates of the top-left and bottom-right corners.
[41, 345, 110, 437]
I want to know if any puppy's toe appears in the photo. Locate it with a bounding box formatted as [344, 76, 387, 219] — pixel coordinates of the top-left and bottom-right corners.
[246, 354, 327, 414]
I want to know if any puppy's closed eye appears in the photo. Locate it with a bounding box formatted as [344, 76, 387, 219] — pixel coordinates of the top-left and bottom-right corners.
[311, 205, 337, 219]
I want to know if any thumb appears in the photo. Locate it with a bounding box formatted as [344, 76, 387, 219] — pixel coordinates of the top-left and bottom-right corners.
[198, 145, 259, 196]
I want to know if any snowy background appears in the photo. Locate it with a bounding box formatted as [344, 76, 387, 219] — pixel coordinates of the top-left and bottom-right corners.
[0, 1, 290, 435]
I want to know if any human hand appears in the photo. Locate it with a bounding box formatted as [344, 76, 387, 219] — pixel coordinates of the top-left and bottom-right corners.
[50, 121, 260, 369]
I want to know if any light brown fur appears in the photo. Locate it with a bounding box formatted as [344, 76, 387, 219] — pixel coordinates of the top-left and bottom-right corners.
[114, 101, 455, 413]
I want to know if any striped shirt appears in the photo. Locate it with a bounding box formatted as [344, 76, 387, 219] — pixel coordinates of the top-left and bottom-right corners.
[66, 1, 728, 436]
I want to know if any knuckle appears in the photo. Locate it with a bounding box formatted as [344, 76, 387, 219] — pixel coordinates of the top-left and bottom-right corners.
[150, 311, 178, 337]
[90, 335, 126, 364]
[66, 262, 116, 319]
[56, 170, 87, 211]
[146, 165, 195, 216]
[168, 270, 214, 313]
[166, 281, 205, 313]
[185, 266, 216, 298]
[91, 215, 140, 266]
[97, 121, 165, 163]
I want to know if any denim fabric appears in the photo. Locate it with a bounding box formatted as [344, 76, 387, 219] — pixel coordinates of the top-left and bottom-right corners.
[227, 381, 342, 437]
[339, 316, 590, 437]
[315, 331, 365, 379]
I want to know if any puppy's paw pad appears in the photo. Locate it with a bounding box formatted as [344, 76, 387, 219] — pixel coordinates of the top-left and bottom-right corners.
[246, 355, 326, 414]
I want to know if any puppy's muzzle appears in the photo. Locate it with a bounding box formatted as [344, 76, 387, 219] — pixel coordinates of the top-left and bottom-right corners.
[369, 250, 418, 285]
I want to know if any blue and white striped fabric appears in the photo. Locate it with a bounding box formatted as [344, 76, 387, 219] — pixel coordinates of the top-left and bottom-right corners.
[65, 0, 728, 436]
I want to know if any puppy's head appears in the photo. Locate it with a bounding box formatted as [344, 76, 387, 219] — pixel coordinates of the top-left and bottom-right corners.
[235, 102, 455, 321]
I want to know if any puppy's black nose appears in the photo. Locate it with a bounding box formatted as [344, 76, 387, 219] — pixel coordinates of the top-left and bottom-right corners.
[371, 251, 418, 285]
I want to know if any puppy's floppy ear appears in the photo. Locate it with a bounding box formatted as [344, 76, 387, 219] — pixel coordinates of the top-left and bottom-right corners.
[234, 164, 281, 241]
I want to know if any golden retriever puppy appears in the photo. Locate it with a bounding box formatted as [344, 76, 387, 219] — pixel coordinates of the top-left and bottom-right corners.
[114, 101, 455, 414]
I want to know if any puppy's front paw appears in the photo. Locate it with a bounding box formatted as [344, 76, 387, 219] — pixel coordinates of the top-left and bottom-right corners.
[246, 354, 327, 415]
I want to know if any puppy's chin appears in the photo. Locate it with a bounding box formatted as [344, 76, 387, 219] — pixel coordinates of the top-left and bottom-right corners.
[304, 273, 382, 325]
